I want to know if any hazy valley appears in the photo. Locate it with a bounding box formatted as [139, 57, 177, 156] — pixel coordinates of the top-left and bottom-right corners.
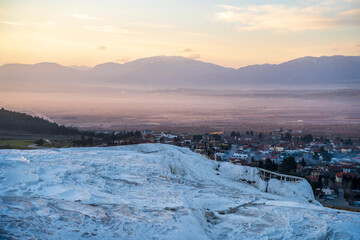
[1, 55, 360, 135]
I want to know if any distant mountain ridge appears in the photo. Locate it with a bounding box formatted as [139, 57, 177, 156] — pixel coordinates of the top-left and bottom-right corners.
[1, 55, 359, 89]
[234, 55, 360, 85]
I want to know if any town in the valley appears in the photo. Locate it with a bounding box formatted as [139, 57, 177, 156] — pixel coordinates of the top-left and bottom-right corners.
[104, 127, 360, 211]
[2, 108, 360, 211]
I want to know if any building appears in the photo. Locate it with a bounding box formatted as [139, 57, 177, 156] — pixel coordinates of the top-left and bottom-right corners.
[233, 153, 248, 160]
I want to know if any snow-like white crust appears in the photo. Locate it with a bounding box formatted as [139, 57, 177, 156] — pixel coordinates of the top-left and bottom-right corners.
[0, 144, 359, 239]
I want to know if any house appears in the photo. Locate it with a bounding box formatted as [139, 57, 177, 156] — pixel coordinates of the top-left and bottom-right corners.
[335, 172, 344, 183]
[341, 147, 352, 153]
[233, 153, 248, 160]
[305, 170, 321, 182]
[215, 152, 226, 161]
[230, 158, 250, 166]
[269, 146, 286, 152]
[322, 188, 335, 196]
[343, 167, 356, 173]
[311, 171, 321, 177]
[306, 174, 319, 182]
[142, 129, 152, 135]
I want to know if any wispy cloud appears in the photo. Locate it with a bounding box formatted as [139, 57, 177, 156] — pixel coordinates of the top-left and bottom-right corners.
[115, 57, 132, 64]
[178, 48, 193, 53]
[177, 48, 200, 59]
[1, 21, 26, 26]
[72, 13, 98, 20]
[97, 45, 106, 50]
[84, 25, 136, 34]
[325, 43, 360, 53]
[337, 8, 360, 25]
[182, 31, 206, 36]
[128, 22, 176, 29]
[214, 4, 360, 32]
[0, 21, 56, 27]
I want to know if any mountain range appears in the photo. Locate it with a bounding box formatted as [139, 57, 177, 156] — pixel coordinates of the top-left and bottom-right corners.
[1, 55, 359, 90]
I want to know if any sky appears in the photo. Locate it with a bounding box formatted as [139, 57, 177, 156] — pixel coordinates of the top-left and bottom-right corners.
[0, 0, 359, 68]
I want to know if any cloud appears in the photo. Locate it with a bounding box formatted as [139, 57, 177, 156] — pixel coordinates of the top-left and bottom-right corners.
[186, 53, 201, 60]
[97, 46, 106, 50]
[182, 32, 206, 36]
[177, 48, 200, 59]
[0, 21, 56, 27]
[115, 57, 132, 64]
[214, 4, 360, 32]
[84, 25, 136, 34]
[72, 14, 98, 20]
[128, 22, 176, 29]
[1, 21, 26, 26]
[337, 8, 360, 25]
[324, 43, 360, 53]
[178, 48, 193, 53]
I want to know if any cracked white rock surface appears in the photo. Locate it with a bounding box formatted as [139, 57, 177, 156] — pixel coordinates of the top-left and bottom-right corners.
[0, 144, 359, 239]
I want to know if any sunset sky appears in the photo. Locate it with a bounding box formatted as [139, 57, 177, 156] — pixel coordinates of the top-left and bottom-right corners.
[0, 0, 359, 68]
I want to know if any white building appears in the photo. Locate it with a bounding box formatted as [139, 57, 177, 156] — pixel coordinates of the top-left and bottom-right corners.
[233, 153, 248, 160]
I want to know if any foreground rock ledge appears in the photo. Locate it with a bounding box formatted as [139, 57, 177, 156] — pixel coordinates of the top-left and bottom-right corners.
[0, 144, 359, 239]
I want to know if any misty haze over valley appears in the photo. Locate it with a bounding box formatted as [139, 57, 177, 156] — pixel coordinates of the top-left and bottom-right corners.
[1, 55, 359, 133]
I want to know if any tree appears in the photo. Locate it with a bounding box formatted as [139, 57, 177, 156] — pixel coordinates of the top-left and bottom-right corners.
[303, 134, 313, 143]
[344, 138, 353, 145]
[193, 135, 203, 142]
[88, 137, 93, 146]
[278, 156, 297, 174]
[230, 131, 236, 137]
[212, 134, 221, 141]
[324, 177, 329, 188]
[35, 138, 45, 146]
[264, 158, 278, 172]
[283, 132, 292, 141]
[134, 130, 142, 139]
[0, 108, 84, 136]
[257, 161, 264, 168]
[319, 146, 332, 162]
[300, 158, 306, 167]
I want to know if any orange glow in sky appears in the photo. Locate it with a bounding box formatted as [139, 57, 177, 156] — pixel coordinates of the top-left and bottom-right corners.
[0, 0, 359, 68]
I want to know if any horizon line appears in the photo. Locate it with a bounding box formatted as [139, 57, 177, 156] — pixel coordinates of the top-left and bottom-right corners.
[1, 54, 359, 70]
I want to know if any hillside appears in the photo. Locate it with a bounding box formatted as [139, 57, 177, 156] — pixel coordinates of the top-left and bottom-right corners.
[1, 55, 359, 90]
[234, 55, 360, 85]
[0, 108, 80, 135]
[1, 144, 359, 239]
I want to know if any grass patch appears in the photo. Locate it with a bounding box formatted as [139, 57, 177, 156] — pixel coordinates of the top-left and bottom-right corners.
[0, 140, 36, 149]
